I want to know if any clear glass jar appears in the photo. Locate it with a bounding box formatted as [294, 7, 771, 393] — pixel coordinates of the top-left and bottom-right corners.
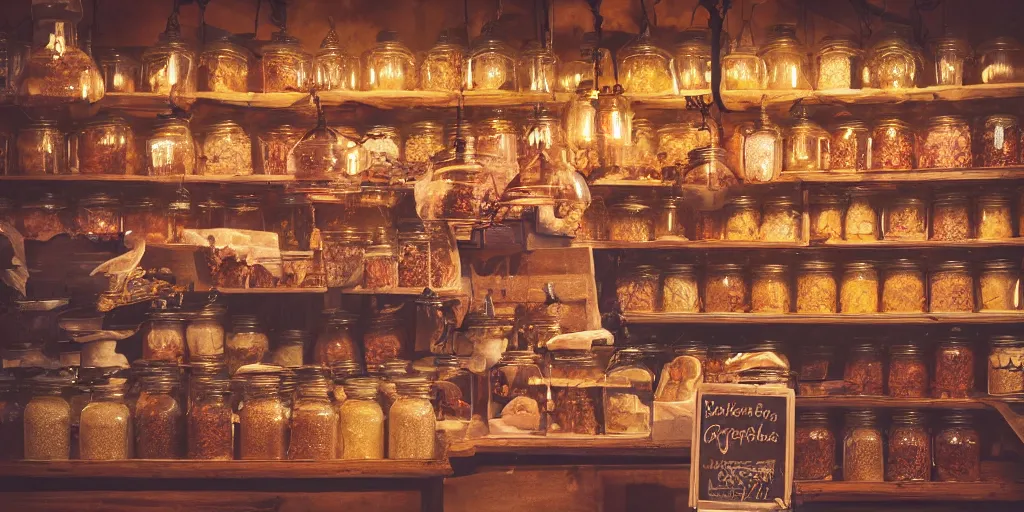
[870, 118, 915, 170]
[262, 31, 311, 92]
[314, 25, 359, 91]
[988, 335, 1024, 395]
[18, 192, 66, 241]
[288, 122, 364, 181]
[187, 303, 225, 358]
[829, 120, 870, 171]
[363, 124, 401, 184]
[887, 410, 930, 481]
[844, 343, 884, 395]
[881, 259, 925, 313]
[934, 411, 980, 481]
[810, 193, 844, 242]
[760, 25, 812, 90]
[843, 409, 883, 481]
[889, 343, 928, 398]
[363, 240, 398, 290]
[594, 86, 633, 173]
[0, 375, 24, 461]
[518, 41, 557, 93]
[226, 315, 269, 375]
[322, 228, 370, 287]
[607, 196, 653, 242]
[657, 122, 712, 170]
[884, 196, 927, 240]
[840, 261, 878, 314]
[270, 329, 307, 368]
[147, 118, 196, 176]
[978, 37, 1022, 84]
[684, 147, 738, 209]
[548, 350, 604, 435]
[723, 195, 760, 241]
[784, 110, 830, 172]
[433, 355, 473, 423]
[97, 48, 141, 93]
[364, 311, 408, 371]
[705, 263, 749, 313]
[416, 150, 493, 221]
[617, 264, 659, 313]
[797, 260, 837, 313]
[142, 28, 196, 94]
[654, 196, 683, 239]
[16, 0, 104, 108]
[124, 197, 170, 243]
[187, 377, 232, 460]
[199, 121, 252, 176]
[389, 378, 436, 459]
[339, 378, 384, 459]
[313, 309, 359, 365]
[489, 351, 547, 435]
[977, 114, 1020, 167]
[705, 345, 733, 383]
[135, 375, 184, 459]
[918, 115, 973, 169]
[844, 188, 879, 241]
[800, 344, 834, 381]
[617, 34, 677, 95]
[743, 108, 783, 183]
[74, 192, 121, 237]
[557, 42, 612, 92]
[474, 113, 519, 191]
[976, 192, 1013, 240]
[416, 32, 463, 92]
[815, 37, 861, 90]
[934, 338, 975, 398]
[866, 35, 920, 88]
[578, 197, 609, 242]
[78, 116, 138, 175]
[288, 369, 336, 460]
[145, 310, 186, 363]
[932, 36, 969, 86]
[722, 44, 765, 91]
[629, 119, 661, 180]
[674, 29, 712, 91]
[426, 221, 459, 289]
[397, 223, 430, 289]
[198, 37, 249, 93]
[24, 377, 70, 460]
[930, 261, 974, 313]
[223, 194, 263, 231]
[268, 193, 312, 251]
[603, 348, 653, 435]
[760, 196, 800, 242]
[980, 259, 1018, 311]
[751, 264, 791, 313]
[795, 410, 834, 480]
[239, 374, 287, 460]
[404, 121, 445, 181]
[466, 32, 517, 91]
[168, 193, 194, 242]
[16, 120, 64, 175]
[931, 191, 971, 241]
[661, 263, 699, 313]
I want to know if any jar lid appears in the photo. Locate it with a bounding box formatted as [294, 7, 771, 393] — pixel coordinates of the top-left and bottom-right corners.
[977, 191, 1012, 203]
[933, 190, 969, 203]
[153, 117, 190, 130]
[763, 196, 797, 208]
[886, 259, 921, 271]
[278, 193, 309, 206]
[890, 343, 923, 356]
[748, 340, 786, 353]
[85, 115, 131, 128]
[942, 410, 974, 425]
[464, 310, 513, 328]
[990, 334, 1023, 346]
[844, 408, 877, 423]
[800, 260, 835, 271]
[206, 120, 245, 132]
[891, 409, 926, 424]
[981, 259, 1017, 271]
[79, 192, 121, 207]
[148, 309, 186, 321]
[192, 303, 226, 320]
[229, 194, 262, 208]
[874, 117, 911, 129]
[410, 120, 443, 132]
[843, 261, 875, 272]
[628, 264, 659, 277]
[202, 37, 251, 59]
[231, 314, 261, 331]
[277, 329, 309, 346]
[811, 192, 845, 206]
[551, 349, 599, 365]
[816, 36, 860, 54]
[983, 114, 1019, 124]
[979, 36, 1021, 52]
[932, 260, 970, 272]
[25, 119, 58, 129]
[849, 342, 879, 354]
[798, 410, 829, 423]
[660, 196, 681, 208]
[931, 36, 969, 54]
[125, 197, 161, 209]
[324, 309, 358, 326]
[927, 115, 968, 126]
[665, 263, 696, 274]
[727, 195, 758, 208]
[754, 263, 788, 274]
[633, 118, 654, 130]
[611, 195, 650, 212]
[708, 262, 744, 272]
[832, 119, 868, 131]
[673, 342, 707, 356]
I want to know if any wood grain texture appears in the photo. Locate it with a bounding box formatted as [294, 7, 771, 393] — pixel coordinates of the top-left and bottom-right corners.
[794, 482, 1024, 503]
[578, 240, 809, 249]
[779, 168, 1024, 183]
[0, 460, 452, 479]
[797, 396, 989, 410]
[723, 83, 1024, 110]
[450, 437, 691, 458]
[816, 238, 1024, 248]
[0, 490, 423, 512]
[624, 312, 1024, 325]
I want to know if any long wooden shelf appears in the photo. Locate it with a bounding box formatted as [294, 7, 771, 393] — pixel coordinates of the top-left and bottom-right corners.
[723, 82, 1024, 110]
[215, 287, 328, 295]
[624, 312, 1024, 325]
[450, 437, 690, 458]
[0, 174, 303, 184]
[0, 460, 451, 479]
[816, 238, 1024, 248]
[780, 168, 1024, 183]
[578, 240, 808, 250]
[794, 481, 1024, 502]
[797, 396, 989, 410]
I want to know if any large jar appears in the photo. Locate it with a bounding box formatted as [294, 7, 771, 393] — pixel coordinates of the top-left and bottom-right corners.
[74, 192, 121, 238]
[262, 32, 311, 92]
[932, 36, 969, 86]
[239, 374, 287, 460]
[705, 263, 749, 313]
[186, 304, 226, 358]
[988, 335, 1024, 395]
[146, 118, 196, 176]
[78, 116, 138, 175]
[929, 261, 974, 312]
[363, 125, 401, 184]
[145, 310, 186, 363]
[722, 43, 766, 91]
[760, 25, 812, 90]
[258, 125, 305, 176]
[723, 195, 760, 241]
[840, 261, 878, 314]
[135, 375, 184, 459]
[815, 37, 861, 90]
[977, 114, 1020, 167]
[751, 264, 791, 313]
[684, 146, 738, 206]
[187, 377, 232, 460]
[397, 223, 431, 288]
[844, 188, 879, 241]
[882, 260, 925, 313]
[842, 409, 883, 481]
[473, 113, 519, 191]
[23, 377, 71, 460]
[322, 229, 370, 288]
[844, 343, 883, 395]
[607, 196, 653, 242]
[797, 260, 837, 313]
[97, 48, 141, 93]
[870, 118, 915, 170]
[657, 122, 712, 170]
[976, 192, 1013, 240]
[466, 32, 517, 91]
[617, 34, 677, 95]
[389, 378, 436, 459]
[338, 378, 384, 459]
[200, 121, 252, 176]
[288, 370, 336, 460]
[978, 37, 1022, 84]
[918, 115, 972, 169]
[888, 343, 928, 398]
[979, 259, 1018, 311]
[268, 193, 312, 251]
[404, 121, 445, 181]
[16, 120, 64, 175]
[364, 311, 408, 371]
[884, 196, 927, 241]
[887, 410, 931, 481]
[784, 111, 830, 172]
[142, 29, 196, 94]
[760, 196, 800, 242]
[829, 120, 870, 171]
[931, 191, 971, 241]
[199, 37, 249, 93]
[661, 263, 699, 313]
[810, 193, 844, 242]
[865, 35, 920, 88]
[934, 412, 980, 481]
[489, 351, 547, 435]
[124, 198, 170, 244]
[794, 410, 834, 480]
[603, 349, 653, 435]
[518, 41, 558, 93]
[616, 264, 659, 313]
[314, 25, 359, 91]
[548, 350, 604, 435]
[674, 29, 712, 91]
[315, 309, 359, 365]
[419, 33, 464, 92]
[934, 337, 975, 398]
[433, 355, 474, 423]
[226, 315, 269, 375]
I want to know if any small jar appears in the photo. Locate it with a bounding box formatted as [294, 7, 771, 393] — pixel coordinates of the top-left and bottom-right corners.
[397, 224, 430, 288]
[124, 198, 171, 244]
[363, 240, 398, 290]
[829, 120, 870, 171]
[724, 195, 760, 241]
[705, 263, 749, 313]
[760, 25, 812, 90]
[186, 304, 226, 358]
[630, 119, 660, 180]
[146, 118, 196, 176]
[884, 196, 927, 240]
[810, 193, 845, 242]
[239, 375, 287, 460]
[844, 343, 884, 395]
[979, 259, 1018, 312]
[417, 32, 464, 92]
[815, 37, 861, 90]
[271, 330, 308, 368]
[931, 191, 971, 241]
[760, 196, 800, 242]
[661, 263, 700, 313]
[518, 41, 558, 93]
[918, 115, 972, 169]
[929, 261, 974, 313]
[364, 312, 408, 371]
[654, 196, 683, 240]
[617, 35, 677, 95]
[844, 188, 879, 241]
[23, 378, 71, 460]
[751, 264, 791, 313]
[617, 264, 659, 313]
[976, 192, 1013, 240]
[886, 410, 931, 481]
[870, 118, 915, 170]
[800, 345, 834, 381]
[988, 335, 1024, 395]
[795, 410, 835, 481]
[198, 38, 250, 92]
[843, 409, 884, 481]
[134, 375, 184, 459]
[78, 116, 138, 175]
[74, 193, 122, 238]
[488, 350, 547, 434]
[97, 48, 141, 93]
[784, 111, 830, 172]
[742, 112, 783, 183]
[474, 113, 519, 187]
[388, 378, 436, 459]
[322, 229, 370, 288]
[882, 260, 925, 313]
[187, 378, 233, 460]
[142, 33, 196, 94]
[840, 261, 878, 314]
[165, 193, 195, 243]
[674, 30, 712, 91]
[934, 412, 981, 481]
[315, 309, 359, 365]
[145, 310, 186, 363]
[339, 378, 384, 459]
[932, 36, 969, 86]
[314, 27, 360, 91]
[977, 114, 1021, 167]
[404, 121, 445, 181]
[79, 382, 130, 460]
[866, 35, 920, 89]
[888, 343, 928, 398]
[268, 194, 312, 251]
[607, 196, 653, 242]
[262, 32, 311, 92]
[224, 194, 263, 231]
[226, 315, 269, 375]
[705, 345, 733, 383]
[16, 120, 64, 175]
[200, 121, 252, 176]
[657, 122, 713, 170]
[433, 355, 474, 423]
[934, 337, 975, 398]
[258, 125, 305, 176]
[289, 370, 337, 460]
[978, 37, 1022, 84]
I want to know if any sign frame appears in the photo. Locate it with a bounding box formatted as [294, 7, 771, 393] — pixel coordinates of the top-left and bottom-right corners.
[688, 383, 795, 511]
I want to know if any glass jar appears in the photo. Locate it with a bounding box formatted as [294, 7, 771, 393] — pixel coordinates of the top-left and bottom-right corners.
[425, 221, 459, 289]
[433, 355, 474, 423]
[751, 264, 791, 313]
[870, 118, 915, 170]
[97, 48, 141, 93]
[988, 335, 1024, 395]
[742, 108, 783, 183]
[797, 260, 837, 313]
[578, 197, 609, 242]
[881, 260, 925, 313]
[795, 410, 834, 480]
[78, 116, 138, 175]
[618, 34, 677, 95]
[934, 338, 975, 398]
[548, 350, 604, 435]
[842, 409, 883, 481]
[661, 263, 699, 313]
[16, 120, 64, 175]
[887, 410, 930, 481]
[607, 196, 652, 242]
[363, 240, 398, 290]
[829, 120, 870, 172]
[416, 150, 492, 221]
[0, 130, 10, 176]
[223, 194, 262, 231]
[270, 330, 307, 368]
[262, 31, 311, 92]
[705, 263, 749, 313]
[931, 191, 971, 241]
[889, 343, 928, 398]
[145, 310, 186, 363]
[976, 192, 1013, 240]
[74, 192, 121, 237]
[288, 370, 336, 460]
[815, 37, 861, 90]
[199, 37, 249, 92]
[784, 111, 830, 172]
[617, 264, 659, 313]
[844, 343, 883, 395]
[723, 195, 760, 241]
[167, 193, 194, 243]
[0, 375, 24, 461]
[466, 32, 517, 91]
[489, 351, 547, 435]
[934, 412, 981, 481]
[364, 312, 408, 371]
[884, 196, 927, 241]
[722, 44, 766, 91]
[416, 32, 463, 92]
[142, 29, 196, 94]
[187, 377, 232, 460]
[840, 262, 878, 314]
[322, 229, 370, 288]
[653, 196, 683, 240]
[314, 25, 359, 91]
[705, 345, 733, 383]
[404, 121, 445, 181]
[199, 121, 252, 176]
[239, 374, 287, 460]
[474, 113, 519, 191]
[918, 115, 973, 169]
[389, 378, 436, 459]
[518, 41, 557, 93]
[226, 315, 269, 375]
[397, 223, 430, 288]
[339, 378, 384, 459]
[147, 118, 196, 176]
[978, 37, 1022, 84]
[844, 188, 879, 241]
[314, 309, 359, 365]
[187, 304, 226, 358]
[760, 25, 812, 90]
[603, 349, 653, 435]
[124, 198, 170, 243]
[977, 114, 1020, 167]
[24, 378, 70, 460]
[932, 36, 969, 86]
[980, 259, 1018, 311]
[557, 41, 612, 92]
[363, 125, 401, 184]
[684, 146, 740, 201]
[135, 375, 184, 459]
[810, 193, 844, 242]
[800, 344, 834, 381]
[930, 261, 974, 313]
[256, 125, 304, 176]
[866, 35, 920, 89]
[267, 194, 312, 251]
[674, 29, 712, 91]
[657, 122, 712, 170]
[760, 196, 800, 242]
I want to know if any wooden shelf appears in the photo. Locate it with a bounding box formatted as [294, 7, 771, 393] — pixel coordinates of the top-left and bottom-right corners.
[0, 460, 451, 479]
[450, 437, 690, 458]
[340, 287, 463, 297]
[779, 168, 1024, 183]
[722, 83, 1024, 110]
[587, 179, 673, 188]
[797, 396, 989, 410]
[794, 481, 1024, 502]
[816, 238, 1024, 248]
[578, 240, 807, 250]
[215, 287, 328, 295]
[624, 312, 1024, 325]
[0, 174, 303, 184]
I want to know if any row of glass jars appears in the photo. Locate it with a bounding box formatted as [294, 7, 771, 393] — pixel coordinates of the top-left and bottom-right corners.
[795, 409, 980, 482]
[615, 258, 1020, 314]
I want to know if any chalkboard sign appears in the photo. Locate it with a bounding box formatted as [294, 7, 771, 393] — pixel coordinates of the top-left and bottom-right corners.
[688, 383, 794, 511]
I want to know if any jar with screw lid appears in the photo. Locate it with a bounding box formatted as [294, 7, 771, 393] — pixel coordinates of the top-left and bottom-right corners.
[840, 261, 878, 314]
[882, 259, 925, 313]
[760, 24, 812, 90]
[24, 377, 71, 460]
[724, 195, 760, 241]
[268, 193, 312, 251]
[845, 188, 878, 241]
[186, 303, 225, 358]
[77, 116, 138, 175]
[674, 29, 712, 91]
[262, 31, 311, 92]
[815, 37, 861, 90]
[617, 33, 677, 95]
[705, 263, 749, 313]
[977, 114, 1020, 167]
[865, 34, 921, 89]
[200, 121, 252, 176]
[934, 337, 975, 398]
[339, 378, 384, 459]
[929, 261, 974, 313]
[466, 30, 517, 91]
[988, 335, 1024, 395]
[78, 382, 130, 460]
[870, 118, 914, 170]
[751, 264, 791, 313]
[887, 410, 931, 481]
[518, 41, 558, 93]
[978, 37, 1022, 84]
[433, 355, 474, 423]
[142, 27, 196, 94]
[931, 191, 971, 241]
[363, 238, 398, 290]
[146, 118, 196, 176]
[239, 373, 287, 460]
[135, 374, 184, 459]
[934, 411, 980, 481]
[145, 310, 186, 363]
[842, 409, 883, 481]
[784, 109, 830, 172]
[661, 263, 699, 313]
[270, 330, 308, 368]
[919, 115, 972, 169]
[389, 377, 437, 459]
[548, 350, 604, 435]
[167, 193, 194, 242]
[760, 196, 800, 242]
[976, 191, 1013, 240]
[288, 367, 336, 460]
[226, 315, 269, 375]
[657, 122, 712, 171]
[795, 410, 835, 480]
[829, 120, 870, 171]
[617, 264, 659, 313]
[889, 343, 928, 398]
[315, 309, 359, 366]
[578, 198, 609, 242]
[844, 343, 883, 395]
[654, 196, 684, 240]
[404, 121, 445, 181]
[799, 344, 834, 381]
[630, 119, 660, 180]
[810, 192, 844, 242]
[75, 192, 121, 238]
[199, 37, 250, 93]
[932, 36, 969, 86]
[608, 196, 653, 242]
[979, 259, 1018, 311]
[187, 377, 232, 460]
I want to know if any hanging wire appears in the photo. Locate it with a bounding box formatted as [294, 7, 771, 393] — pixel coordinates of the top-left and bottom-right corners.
[254, 0, 261, 36]
[197, 0, 211, 45]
